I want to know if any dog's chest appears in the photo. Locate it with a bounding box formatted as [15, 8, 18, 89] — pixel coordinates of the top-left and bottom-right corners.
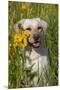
[25, 48, 48, 74]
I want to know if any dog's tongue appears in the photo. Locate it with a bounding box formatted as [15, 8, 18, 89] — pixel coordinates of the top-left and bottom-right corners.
[32, 42, 40, 48]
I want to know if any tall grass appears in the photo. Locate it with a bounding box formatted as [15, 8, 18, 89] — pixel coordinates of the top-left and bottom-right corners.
[8, 1, 58, 88]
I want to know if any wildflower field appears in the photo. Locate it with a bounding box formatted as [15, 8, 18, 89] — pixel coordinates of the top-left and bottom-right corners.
[8, 1, 58, 88]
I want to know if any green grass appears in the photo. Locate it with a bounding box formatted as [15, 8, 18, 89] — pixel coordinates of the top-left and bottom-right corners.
[8, 1, 58, 88]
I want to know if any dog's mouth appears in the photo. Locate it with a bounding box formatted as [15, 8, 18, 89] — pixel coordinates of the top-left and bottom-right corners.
[32, 41, 40, 48]
[27, 39, 40, 48]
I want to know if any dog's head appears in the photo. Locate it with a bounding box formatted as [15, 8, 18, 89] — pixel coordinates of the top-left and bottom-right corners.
[15, 18, 48, 48]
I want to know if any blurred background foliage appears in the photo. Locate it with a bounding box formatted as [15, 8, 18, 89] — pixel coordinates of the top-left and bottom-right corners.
[8, 1, 58, 88]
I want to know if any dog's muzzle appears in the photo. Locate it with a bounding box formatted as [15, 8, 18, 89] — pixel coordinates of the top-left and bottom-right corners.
[28, 33, 41, 48]
[27, 38, 40, 48]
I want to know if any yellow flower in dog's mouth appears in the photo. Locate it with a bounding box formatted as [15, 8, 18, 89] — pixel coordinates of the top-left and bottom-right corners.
[22, 31, 30, 38]
[14, 31, 30, 48]
[14, 34, 22, 43]
[19, 37, 28, 48]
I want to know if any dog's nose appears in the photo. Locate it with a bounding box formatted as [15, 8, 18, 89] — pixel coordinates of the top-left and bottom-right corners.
[33, 33, 40, 41]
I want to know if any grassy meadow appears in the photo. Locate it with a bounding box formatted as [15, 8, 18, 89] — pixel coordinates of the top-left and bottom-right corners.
[8, 1, 58, 88]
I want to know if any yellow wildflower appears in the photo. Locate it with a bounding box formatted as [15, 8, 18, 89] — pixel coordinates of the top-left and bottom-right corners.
[9, 44, 17, 49]
[13, 31, 30, 48]
[23, 31, 30, 38]
[21, 4, 28, 12]
[14, 34, 22, 43]
[19, 37, 28, 48]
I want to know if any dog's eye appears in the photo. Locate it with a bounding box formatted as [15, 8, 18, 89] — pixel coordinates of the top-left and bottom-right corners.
[37, 26, 42, 29]
[26, 28, 31, 31]
[18, 24, 21, 29]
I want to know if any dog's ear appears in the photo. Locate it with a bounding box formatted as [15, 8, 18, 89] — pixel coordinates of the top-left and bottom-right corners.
[14, 19, 25, 33]
[36, 18, 48, 31]
[40, 19, 48, 31]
